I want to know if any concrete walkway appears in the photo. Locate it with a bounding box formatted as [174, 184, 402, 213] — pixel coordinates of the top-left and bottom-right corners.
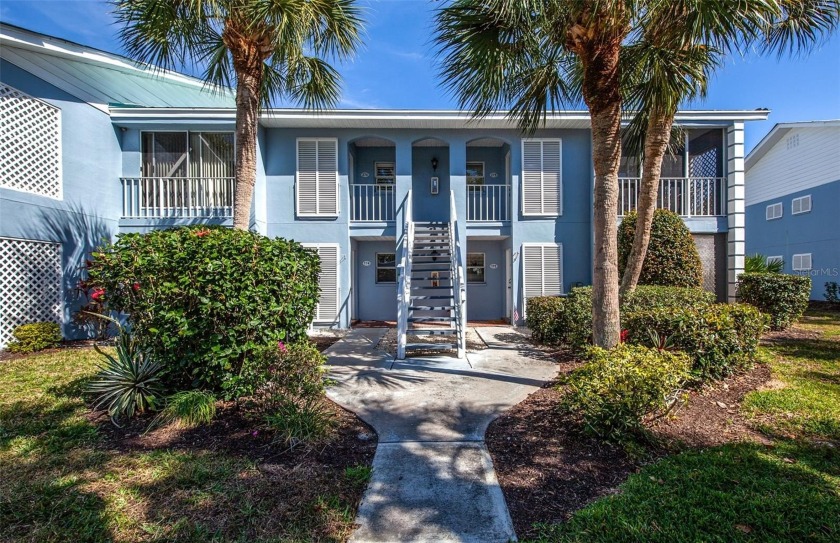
[324, 327, 558, 542]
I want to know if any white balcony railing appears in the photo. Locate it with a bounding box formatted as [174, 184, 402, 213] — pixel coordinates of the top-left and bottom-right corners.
[618, 177, 725, 217]
[467, 184, 511, 222]
[351, 184, 396, 222]
[121, 177, 234, 218]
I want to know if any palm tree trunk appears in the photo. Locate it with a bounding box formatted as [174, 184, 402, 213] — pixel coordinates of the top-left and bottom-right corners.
[232, 70, 261, 230]
[580, 40, 623, 349]
[619, 112, 674, 294]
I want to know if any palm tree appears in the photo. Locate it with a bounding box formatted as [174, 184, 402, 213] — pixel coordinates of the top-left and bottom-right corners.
[619, 1, 839, 294]
[114, 0, 363, 230]
[435, 0, 838, 347]
[435, 0, 632, 347]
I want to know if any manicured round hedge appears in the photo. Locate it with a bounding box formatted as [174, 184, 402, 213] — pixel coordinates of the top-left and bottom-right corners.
[85, 226, 321, 396]
[618, 209, 703, 288]
[737, 272, 811, 330]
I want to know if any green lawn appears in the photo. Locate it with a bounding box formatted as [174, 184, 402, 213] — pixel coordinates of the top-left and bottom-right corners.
[531, 308, 840, 543]
[0, 349, 367, 543]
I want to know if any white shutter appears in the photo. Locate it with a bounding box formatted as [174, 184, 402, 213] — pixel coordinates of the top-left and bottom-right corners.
[297, 140, 318, 215]
[522, 243, 563, 300]
[521, 139, 562, 215]
[297, 138, 338, 216]
[304, 244, 340, 323]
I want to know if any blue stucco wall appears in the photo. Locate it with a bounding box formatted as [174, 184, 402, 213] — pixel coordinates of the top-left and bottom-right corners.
[746, 180, 840, 299]
[0, 59, 122, 340]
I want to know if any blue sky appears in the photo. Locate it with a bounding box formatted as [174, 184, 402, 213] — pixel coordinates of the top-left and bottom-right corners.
[2, 0, 839, 151]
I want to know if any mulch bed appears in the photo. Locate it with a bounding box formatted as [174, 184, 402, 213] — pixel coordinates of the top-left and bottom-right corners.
[486, 344, 775, 539]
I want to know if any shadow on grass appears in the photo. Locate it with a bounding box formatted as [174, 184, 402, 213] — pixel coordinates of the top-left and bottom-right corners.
[764, 338, 840, 364]
[529, 441, 840, 543]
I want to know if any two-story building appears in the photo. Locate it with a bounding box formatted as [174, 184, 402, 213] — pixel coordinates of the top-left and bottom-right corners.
[0, 23, 768, 351]
[745, 120, 840, 300]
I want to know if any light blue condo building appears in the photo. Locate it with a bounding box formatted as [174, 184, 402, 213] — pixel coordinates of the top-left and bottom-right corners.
[0, 24, 768, 351]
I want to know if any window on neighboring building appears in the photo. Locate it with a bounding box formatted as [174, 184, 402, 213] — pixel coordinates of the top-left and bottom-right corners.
[141, 131, 234, 177]
[466, 253, 485, 283]
[792, 253, 812, 271]
[792, 195, 812, 215]
[374, 162, 395, 185]
[766, 202, 783, 220]
[376, 253, 396, 283]
[466, 162, 485, 185]
[767, 256, 784, 267]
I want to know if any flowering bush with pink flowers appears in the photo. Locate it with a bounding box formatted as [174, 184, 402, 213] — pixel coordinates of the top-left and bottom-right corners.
[84, 225, 321, 397]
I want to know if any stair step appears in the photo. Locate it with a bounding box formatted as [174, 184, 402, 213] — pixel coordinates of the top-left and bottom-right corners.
[409, 329, 457, 336]
[410, 295, 453, 300]
[410, 265, 451, 271]
[410, 286, 452, 290]
[412, 277, 452, 281]
[410, 305, 454, 311]
[405, 343, 455, 351]
[409, 316, 455, 323]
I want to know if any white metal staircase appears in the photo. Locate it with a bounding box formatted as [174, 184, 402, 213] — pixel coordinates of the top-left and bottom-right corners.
[397, 191, 466, 359]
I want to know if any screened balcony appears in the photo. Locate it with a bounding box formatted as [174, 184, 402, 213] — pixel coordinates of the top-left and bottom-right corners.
[618, 128, 726, 217]
[122, 131, 235, 219]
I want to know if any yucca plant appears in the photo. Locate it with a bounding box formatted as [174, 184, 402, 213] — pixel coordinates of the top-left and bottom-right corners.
[147, 390, 217, 432]
[86, 314, 163, 425]
[745, 253, 785, 274]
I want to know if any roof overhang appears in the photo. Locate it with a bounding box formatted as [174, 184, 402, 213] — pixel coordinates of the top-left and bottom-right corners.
[110, 107, 770, 129]
[746, 119, 840, 170]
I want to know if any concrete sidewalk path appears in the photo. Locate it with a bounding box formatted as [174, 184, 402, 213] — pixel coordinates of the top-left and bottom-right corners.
[323, 327, 558, 542]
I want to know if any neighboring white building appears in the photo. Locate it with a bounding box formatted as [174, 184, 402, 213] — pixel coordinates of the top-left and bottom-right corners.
[745, 120, 840, 299]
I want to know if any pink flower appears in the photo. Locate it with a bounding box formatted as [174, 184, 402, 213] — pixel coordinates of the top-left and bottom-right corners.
[252, 430, 259, 437]
[277, 341, 287, 354]
[132, 282, 141, 292]
[90, 288, 105, 301]
[620, 329, 629, 343]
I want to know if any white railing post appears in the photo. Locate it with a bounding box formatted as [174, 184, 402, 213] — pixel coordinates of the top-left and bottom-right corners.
[466, 184, 511, 222]
[450, 190, 466, 358]
[120, 177, 236, 219]
[397, 190, 413, 360]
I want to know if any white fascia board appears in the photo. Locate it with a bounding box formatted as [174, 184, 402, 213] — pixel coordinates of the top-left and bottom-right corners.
[109, 107, 771, 129]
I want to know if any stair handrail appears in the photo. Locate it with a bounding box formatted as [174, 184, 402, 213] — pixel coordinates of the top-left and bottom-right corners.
[449, 190, 466, 358]
[397, 190, 413, 359]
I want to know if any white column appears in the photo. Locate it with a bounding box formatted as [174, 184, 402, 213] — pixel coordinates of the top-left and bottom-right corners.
[726, 122, 746, 303]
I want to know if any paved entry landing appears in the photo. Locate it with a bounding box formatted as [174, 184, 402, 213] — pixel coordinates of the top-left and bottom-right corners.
[324, 327, 558, 542]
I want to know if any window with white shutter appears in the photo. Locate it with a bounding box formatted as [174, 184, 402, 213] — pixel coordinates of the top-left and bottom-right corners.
[522, 244, 563, 308]
[792, 195, 811, 215]
[304, 244, 340, 323]
[792, 253, 812, 271]
[297, 138, 339, 216]
[521, 139, 562, 216]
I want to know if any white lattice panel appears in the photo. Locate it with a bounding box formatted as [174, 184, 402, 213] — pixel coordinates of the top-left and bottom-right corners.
[0, 238, 62, 348]
[0, 83, 62, 198]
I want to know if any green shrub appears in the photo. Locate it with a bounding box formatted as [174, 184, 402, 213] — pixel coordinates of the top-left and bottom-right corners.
[526, 296, 566, 344]
[6, 322, 62, 353]
[148, 390, 216, 431]
[826, 282, 840, 304]
[621, 285, 715, 315]
[624, 303, 769, 381]
[563, 344, 690, 441]
[252, 341, 334, 448]
[618, 209, 703, 288]
[87, 324, 163, 424]
[737, 273, 811, 330]
[85, 226, 321, 397]
[527, 286, 714, 353]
